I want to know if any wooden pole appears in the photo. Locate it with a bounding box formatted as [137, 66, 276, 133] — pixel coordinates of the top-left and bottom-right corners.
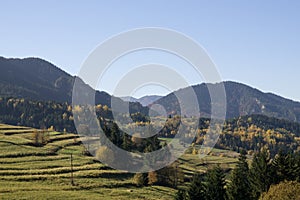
[70, 153, 74, 186]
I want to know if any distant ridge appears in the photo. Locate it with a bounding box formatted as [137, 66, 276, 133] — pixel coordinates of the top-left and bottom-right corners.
[120, 95, 162, 106]
[1, 56, 300, 123]
[154, 81, 300, 122]
[0, 56, 128, 108]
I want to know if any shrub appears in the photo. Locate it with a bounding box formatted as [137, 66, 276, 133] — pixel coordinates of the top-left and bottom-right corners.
[133, 173, 148, 187]
[259, 181, 300, 200]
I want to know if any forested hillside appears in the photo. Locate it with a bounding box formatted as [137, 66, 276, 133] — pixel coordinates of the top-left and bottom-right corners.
[1, 97, 299, 156]
[154, 81, 300, 122]
[2, 56, 300, 123]
[0, 56, 139, 109]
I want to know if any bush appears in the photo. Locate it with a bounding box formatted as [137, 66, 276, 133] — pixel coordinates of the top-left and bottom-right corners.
[32, 129, 48, 146]
[133, 173, 148, 187]
[259, 181, 300, 200]
[148, 171, 158, 185]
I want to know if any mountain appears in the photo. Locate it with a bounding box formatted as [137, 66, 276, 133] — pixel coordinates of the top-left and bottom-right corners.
[2, 56, 300, 123]
[120, 95, 162, 106]
[0, 56, 73, 102]
[0, 56, 137, 109]
[120, 96, 138, 103]
[154, 81, 300, 123]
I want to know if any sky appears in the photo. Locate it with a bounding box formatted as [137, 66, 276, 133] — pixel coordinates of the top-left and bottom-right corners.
[1, 1, 300, 100]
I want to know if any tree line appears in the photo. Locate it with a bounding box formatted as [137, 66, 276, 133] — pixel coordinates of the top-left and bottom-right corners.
[159, 115, 300, 156]
[1, 97, 300, 156]
[175, 148, 300, 200]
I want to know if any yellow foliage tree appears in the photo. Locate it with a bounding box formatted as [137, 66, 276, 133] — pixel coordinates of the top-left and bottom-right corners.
[259, 181, 300, 200]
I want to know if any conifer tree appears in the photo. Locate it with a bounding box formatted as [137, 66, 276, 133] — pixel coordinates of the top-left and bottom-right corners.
[291, 152, 300, 182]
[205, 165, 226, 200]
[271, 149, 290, 183]
[187, 173, 206, 200]
[272, 151, 300, 183]
[249, 148, 272, 199]
[227, 150, 252, 200]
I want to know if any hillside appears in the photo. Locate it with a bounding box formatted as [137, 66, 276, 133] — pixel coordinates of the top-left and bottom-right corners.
[154, 81, 300, 122]
[0, 56, 73, 102]
[0, 123, 242, 199]
[1, 96, 299, 157]
[1, 122, 299, 199]
[0, 57, 129, 108]
[2, 56, 300, 124]
[0, 123, 177, 199]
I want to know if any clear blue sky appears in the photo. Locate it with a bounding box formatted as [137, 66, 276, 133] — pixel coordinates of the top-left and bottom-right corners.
[1, 1, 300, 100]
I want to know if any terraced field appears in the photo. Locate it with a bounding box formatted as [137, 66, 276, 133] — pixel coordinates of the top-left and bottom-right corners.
[0, 124, 240, 199]
[0, 124, 176, 199]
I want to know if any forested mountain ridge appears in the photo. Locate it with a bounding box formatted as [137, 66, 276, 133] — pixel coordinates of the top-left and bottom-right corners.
[0, 56, 131, 108]
[0, 56, 73, 102]
[154, 81, 300, 123]
[2, 56, 300, 124]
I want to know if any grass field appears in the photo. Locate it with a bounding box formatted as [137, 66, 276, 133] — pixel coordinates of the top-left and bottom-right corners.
[0, 124, 239, 199]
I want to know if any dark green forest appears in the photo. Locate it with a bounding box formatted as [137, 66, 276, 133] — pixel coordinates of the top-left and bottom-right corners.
[1, 97, 299, 156]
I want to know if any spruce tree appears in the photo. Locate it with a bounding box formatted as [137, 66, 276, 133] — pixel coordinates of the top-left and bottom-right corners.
[227, 150, 252, 200]
[292, 152, 300, 182]
[205, 165, 226, 200]
[281, 152, 300, 182]
[187, 173, 206, 200]
[249, 148, 272, 199]
[271, 149, 290, 183]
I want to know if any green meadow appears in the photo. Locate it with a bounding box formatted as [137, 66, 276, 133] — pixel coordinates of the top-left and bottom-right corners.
[0, 124, 238, 199]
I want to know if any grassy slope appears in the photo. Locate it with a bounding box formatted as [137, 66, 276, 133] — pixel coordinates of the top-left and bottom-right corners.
[0, 124, 239, 200]
[0, 124, 175, 200]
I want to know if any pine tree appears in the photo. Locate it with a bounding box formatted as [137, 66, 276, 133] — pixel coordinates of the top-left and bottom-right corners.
[205, 165, 226, 200]
[272, 151, 300, 183]
[187, 173, 206, 200]
[271, 149, 290, 183]
[110, 122, 121, 146]
[291, 152, 300, 182]
[249, 148, 272, 199]
[121, 133, 130, 150]
[227, 150, 252, 200]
